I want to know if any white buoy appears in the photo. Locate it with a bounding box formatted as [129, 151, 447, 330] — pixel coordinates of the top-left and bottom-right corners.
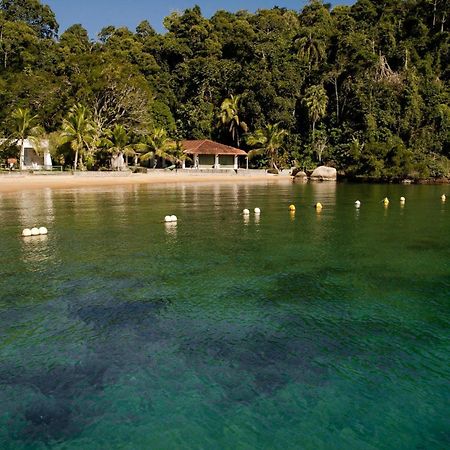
[400, 196, 406, 203]
[38, 227, 48, 235]
[170, 215, 177, 222]
[31, 227, 40, 236]
[254, 208, 261, 214]
[164, 215, 172, 222]
[441, 194, 446, 202]
[22, 228, 32, 237]
[355, 200, 361, 208]
[243, 209, 250, 215]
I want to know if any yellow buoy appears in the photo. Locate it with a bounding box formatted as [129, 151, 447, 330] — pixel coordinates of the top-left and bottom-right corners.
[383, 197, 390, 206]
[441, 194, 446, 202]
[289, 204, 296, 212]
[400, 197, 406, 203]
[315, 202, 323, 210]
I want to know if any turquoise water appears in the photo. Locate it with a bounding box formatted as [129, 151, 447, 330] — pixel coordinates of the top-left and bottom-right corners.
[0, 182, 449, 449]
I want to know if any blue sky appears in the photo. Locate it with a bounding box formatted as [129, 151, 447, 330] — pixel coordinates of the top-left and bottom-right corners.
[44, 1, 355, 38]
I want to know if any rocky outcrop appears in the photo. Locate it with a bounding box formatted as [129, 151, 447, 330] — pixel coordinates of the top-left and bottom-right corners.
[310, 166, 337, 182]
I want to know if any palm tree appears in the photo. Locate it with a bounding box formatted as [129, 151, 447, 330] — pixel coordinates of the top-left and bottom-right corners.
[218, 94, 248, 147]
[101, 124, 136, 169]
[246, 123, 287, 172]
[295, 32, 326, 74]
[60, 104, 95, 170]
[137, 128, 177, 167]
[10, 108, 42, 170]
[303, 85, 328, 137]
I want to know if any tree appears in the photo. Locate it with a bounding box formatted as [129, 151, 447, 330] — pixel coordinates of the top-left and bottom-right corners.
[218, 94, 248, 147]
[101, 124, 136, 169]
[303, 85, 328, 137]
[10, 107, 42, 170]
[137, 128, 177, 166]
[246, 123, 287, 171]
[60, 104, 95, 170]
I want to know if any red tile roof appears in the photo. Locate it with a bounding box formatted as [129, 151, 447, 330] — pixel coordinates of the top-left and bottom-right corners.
[181, 140, 247, 156]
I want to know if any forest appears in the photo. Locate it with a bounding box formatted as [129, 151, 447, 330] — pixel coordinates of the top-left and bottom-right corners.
[0, 0, 449, 179]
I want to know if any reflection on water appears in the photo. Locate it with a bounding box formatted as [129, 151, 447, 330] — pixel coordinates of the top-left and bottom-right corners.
[164, 221, 177, 239]
[20, 235, 50, 268]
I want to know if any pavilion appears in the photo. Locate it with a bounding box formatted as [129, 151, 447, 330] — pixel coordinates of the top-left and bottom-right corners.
[181, 140, 248, 170]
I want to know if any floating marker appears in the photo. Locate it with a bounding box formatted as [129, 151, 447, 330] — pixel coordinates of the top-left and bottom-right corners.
[254, 208, 261, 214]
[22, 228, 32, 237]
[355, 200, 361, 208]
[383, 197, 390, 206]
[315, 202, 323, 210]
[243, 209, 250, 215]
[31, 227, 40, 236]
[400, 196, 406, 203]
[441, 194, 446, 202]
[289, 204, 296, 211]
[164, 215, 171, 222]
[170, 215, 178, 222]
[38, 227, 48, 235]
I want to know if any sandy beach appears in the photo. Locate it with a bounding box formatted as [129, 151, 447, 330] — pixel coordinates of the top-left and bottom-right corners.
[0, 171, 290, 193]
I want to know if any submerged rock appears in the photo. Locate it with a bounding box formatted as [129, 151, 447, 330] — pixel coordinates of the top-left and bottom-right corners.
[310, 166, 337, 182]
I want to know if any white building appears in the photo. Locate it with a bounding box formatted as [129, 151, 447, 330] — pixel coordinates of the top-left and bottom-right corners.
[1, 138, 52, 170]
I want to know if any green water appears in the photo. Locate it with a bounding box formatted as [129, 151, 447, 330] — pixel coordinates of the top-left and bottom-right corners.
[0, 182, 449, 449]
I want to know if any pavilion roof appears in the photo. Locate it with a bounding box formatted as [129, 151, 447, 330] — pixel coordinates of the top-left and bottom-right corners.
[181, 140, 247, 156]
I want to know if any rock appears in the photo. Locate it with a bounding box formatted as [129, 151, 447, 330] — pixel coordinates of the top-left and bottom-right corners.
[310, 166, 337, 182]
[294, 170, 307, 179]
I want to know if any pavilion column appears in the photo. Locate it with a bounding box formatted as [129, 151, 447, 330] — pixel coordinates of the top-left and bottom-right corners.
[234, 155, 238, 170]
[214, 154, 219, 169]
[246, 157, 249, 170]
[182, 159, 186, 169]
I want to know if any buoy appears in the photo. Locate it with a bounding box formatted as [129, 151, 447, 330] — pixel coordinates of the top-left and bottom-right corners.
[315, 202, 323, 210]
[22, 228, 32, 237]
[441, 194, 446, 202]
[170, 215, 177, 222]
[31, 227, 40, 236]
[243, 209, 250, 215]
[254, 208, 261, 214]
[289, 204, 296, 212]
[38, 227, 48, 235]
[400, 196, 406, 203]
[355, 200, 361, 208]
[383, 197, 390, 205]
[164, 215, 172, 222]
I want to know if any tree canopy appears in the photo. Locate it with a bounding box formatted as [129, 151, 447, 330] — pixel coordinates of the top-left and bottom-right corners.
[0, 0, 448, 179]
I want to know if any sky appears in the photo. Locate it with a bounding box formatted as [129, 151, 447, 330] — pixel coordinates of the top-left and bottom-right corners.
[44, 0, 355, 38]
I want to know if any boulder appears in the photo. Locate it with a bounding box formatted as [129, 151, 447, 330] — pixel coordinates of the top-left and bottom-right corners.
[292, 170, 308, 182]
[294, 170, 307, 179]
[310, 166, 337, 182]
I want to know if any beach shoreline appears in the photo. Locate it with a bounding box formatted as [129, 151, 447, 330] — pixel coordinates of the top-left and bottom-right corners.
[0, 172, 291, 193]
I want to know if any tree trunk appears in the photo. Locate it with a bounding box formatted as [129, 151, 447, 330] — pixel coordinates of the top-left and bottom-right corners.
[334, 78, 340, 124]
[74, 149, 79, 171]
[19, 139, 25, 170]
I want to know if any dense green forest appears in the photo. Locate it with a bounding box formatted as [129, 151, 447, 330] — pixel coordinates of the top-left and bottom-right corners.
[0, 0, 449, 178]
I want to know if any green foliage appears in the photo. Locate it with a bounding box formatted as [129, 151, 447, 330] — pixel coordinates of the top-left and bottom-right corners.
[0, 0, 448, 179]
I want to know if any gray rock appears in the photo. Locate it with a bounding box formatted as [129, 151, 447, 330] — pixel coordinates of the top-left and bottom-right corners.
[310, 166, 337, 181]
